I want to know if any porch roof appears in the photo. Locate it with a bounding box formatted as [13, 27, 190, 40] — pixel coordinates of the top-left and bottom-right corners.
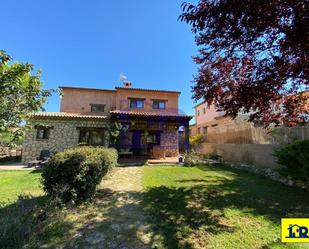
[30, 112, 108, 120]
[110, 110, 193, 120]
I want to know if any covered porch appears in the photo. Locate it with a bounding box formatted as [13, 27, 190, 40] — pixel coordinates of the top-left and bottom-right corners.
[110, 111, 192, 159]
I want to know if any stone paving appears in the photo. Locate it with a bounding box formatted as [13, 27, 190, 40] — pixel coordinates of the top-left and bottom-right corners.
[67, 166, 152, 249]
[0, 163, 33, 170]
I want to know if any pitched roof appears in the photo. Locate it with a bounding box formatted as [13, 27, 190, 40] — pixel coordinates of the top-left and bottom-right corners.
[30, 112, 108, 120]
[115, 87, 181, 94]
[59, 85, 181, 94]
[110, 110, 192, 119]
[59, 86, 116, 92]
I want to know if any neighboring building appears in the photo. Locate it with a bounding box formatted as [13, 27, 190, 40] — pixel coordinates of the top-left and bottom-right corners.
[22, 83, 192, 163]
[189, 90, 309, 141]
[189, 102, 233, 137]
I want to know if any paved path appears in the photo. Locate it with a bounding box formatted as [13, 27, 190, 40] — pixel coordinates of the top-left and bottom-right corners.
[70, 166, 152, 249]
[0, 164, 34, 170]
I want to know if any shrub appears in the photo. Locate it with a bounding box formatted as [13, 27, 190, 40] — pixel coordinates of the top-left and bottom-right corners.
[189, 134, 204, 146]
[274, 139, 309, 182]
[184, 152, 205, 166]
[42, 146, 118, 205]
[206, 151, 222, 161]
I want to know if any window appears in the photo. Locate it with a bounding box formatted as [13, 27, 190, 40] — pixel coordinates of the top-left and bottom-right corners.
[36, 127, 50, 140]
[78, 128, 105, 146]
[152, 100, 166, 109]
[90, 104, 105, 112]
[143, 132, 160, 144]
[203, 107, 206, 114]
[197, 110, 200, 116]
[130, 99, 144, 108]
[203, 126, 208, 135]
[197, 127, 201, 134]
[146, 134, 158, 143]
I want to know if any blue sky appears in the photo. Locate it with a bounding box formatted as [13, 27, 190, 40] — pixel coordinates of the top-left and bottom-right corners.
[1, 0, 199, 118]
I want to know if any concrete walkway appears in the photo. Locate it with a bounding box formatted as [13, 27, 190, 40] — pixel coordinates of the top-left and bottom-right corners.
[0, 163, 34, 170]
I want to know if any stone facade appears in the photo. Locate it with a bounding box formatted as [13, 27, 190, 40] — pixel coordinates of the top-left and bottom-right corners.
[22, 118, 109, 164]
[160, 129, 179, 156]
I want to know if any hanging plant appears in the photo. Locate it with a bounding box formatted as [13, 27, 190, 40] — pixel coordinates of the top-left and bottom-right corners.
[109, 122, 122, 145]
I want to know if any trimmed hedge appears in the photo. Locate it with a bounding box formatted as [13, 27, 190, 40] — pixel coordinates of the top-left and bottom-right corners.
[274, 139, 309, 183]
[42, 146, 118, 205]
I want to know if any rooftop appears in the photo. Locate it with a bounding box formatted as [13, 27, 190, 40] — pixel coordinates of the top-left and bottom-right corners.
[60, 85, 181, 94]
[115, 87, 181, 94]
[30, 112, 108, 120]
[110, 110, 192, 119]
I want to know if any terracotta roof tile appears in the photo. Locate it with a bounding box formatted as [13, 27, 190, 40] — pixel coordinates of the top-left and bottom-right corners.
[110, 110, 193, 119]
[59, 86, 116, 92]
[31, 112, 108, 119]
[114, 87, 181, 94]
[59, 86, 181, 94]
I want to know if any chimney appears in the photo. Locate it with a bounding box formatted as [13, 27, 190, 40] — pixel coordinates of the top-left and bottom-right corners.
[123, 81, 132, 88]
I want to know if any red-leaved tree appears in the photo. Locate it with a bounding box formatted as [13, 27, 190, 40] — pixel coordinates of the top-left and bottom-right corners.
[180, 0, 308, 127]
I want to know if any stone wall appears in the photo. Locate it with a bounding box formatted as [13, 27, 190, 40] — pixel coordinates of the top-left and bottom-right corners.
[160, 129, 179, 157]
[22, 118, 109, 164]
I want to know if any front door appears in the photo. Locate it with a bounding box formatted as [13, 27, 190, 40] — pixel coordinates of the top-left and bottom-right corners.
[132, 131, 142, 155]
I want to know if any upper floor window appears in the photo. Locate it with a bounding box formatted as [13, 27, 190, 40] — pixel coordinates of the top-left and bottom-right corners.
[152, 100, 166, 109]
[203, 107, 206, 114]
[130, 98, 144, 108]
[197, 110, 200, 116]
[90, 104, 105, 112]
[36, 127, 51, 140]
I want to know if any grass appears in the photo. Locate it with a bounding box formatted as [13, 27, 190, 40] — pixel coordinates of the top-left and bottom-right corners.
[0, 158, 21, 165]
[0, 167, 147, 249]
[142, 165, 309, 249]
[0, 170, 43, 203]
[1, 165, 309, 248]
[0, 170, 44, 249]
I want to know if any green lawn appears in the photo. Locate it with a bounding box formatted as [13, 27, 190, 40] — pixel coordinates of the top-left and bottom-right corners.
[0, 170, 43, 203]
[1, 165, 309, 249]
[142, 165, 309, 249]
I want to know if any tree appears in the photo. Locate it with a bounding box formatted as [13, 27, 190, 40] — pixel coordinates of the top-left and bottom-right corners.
[0, 50, 56, 146]
[180, 0, 308, 127]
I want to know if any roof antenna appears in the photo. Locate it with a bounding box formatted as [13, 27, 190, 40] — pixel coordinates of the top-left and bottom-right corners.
[119, 72, 132, 88]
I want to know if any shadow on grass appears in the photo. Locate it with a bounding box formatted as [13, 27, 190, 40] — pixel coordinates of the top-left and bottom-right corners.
[142, 165, 309, 248]
[49, 188, 151, 249]
[29, 169, 42, 174]
[2, 165, 309, 249]
[0, 195, 47, 249]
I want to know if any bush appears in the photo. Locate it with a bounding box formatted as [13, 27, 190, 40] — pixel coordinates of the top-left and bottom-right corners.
[42, 146, 118, 205]
[184, 152, 205, 166]
[189, 134, 204, 146]
[274, 139, 309, 182]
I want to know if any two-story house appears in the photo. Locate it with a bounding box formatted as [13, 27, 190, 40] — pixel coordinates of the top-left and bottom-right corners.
[22, 83, 192, 163]
[190, 102, 231, 136]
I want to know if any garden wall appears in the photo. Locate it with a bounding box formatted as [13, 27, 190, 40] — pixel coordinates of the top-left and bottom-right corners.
[199, 143, 280, 168]
[198, 126, 309, 168]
